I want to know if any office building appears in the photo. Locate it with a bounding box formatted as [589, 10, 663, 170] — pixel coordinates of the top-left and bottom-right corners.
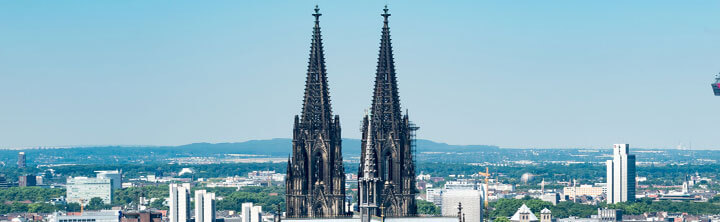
[0, 174, 16, 188]
[67, 177, 113, 205]
[18, 152, 25, 168]
[169, 183, 191, 222]
[96, 170, 122, 190]
[606, 144, 636, 204]
[441, 189, 483, 222]
[194, 190, 215, 222]
[54, 210, 122, 222]
[241, 203, 262, 222]
[18, 175, 36, 187]
[444, 181, 479, 190]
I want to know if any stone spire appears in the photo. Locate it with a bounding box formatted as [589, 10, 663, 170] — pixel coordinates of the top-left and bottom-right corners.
[362, 112, 377, 179]
[286, 6, 345, 218]
[300, 5, 333, 130]
[358, 6, 417, 217]
[370, 5, 403, 131]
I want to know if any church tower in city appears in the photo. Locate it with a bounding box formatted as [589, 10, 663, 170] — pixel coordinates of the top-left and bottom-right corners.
[285, 6, 346, 218]
[358, 6, 417, 217]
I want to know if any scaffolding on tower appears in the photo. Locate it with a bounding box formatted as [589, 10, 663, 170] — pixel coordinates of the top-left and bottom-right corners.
[712, 72, 720, 96]
[409, 122, 419, 167]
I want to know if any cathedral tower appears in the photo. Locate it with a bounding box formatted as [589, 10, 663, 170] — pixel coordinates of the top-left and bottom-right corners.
[285, 6, 346, 218]
[358, 6, 417, 217]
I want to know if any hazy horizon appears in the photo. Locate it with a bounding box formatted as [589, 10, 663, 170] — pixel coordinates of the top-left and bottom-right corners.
[0, 137, 712, 151]
[1, 1, 719, 149]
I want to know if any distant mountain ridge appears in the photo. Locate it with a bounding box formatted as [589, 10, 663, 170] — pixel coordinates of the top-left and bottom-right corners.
[0, 138, 499, 165]
[173, 138, 500, 156]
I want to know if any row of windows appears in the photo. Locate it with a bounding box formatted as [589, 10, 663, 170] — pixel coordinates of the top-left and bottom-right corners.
[59, 219, 96, 222]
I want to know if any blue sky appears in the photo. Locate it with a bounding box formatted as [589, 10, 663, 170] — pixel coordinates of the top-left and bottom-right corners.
[0, 1, 718, 149]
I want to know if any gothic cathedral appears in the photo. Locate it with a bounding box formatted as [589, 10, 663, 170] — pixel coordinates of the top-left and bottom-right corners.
[285, 6, 346, 219]
[357, 6, 418, 217]
[286, 6, 417, 219]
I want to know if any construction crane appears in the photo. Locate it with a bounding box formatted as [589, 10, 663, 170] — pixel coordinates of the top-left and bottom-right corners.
[79, 198, 86, 214]
[477, 167, 491, 207]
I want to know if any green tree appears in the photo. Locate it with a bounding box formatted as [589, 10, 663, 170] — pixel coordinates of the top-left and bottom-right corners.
[85, 197, 109, 210]
[416, 200, 440, 215]
[494, 217, 510, 222]
[150, 199, 167, 210]
[65, 203, 82, 212]
[10, 202, 28, 213]
[27, 203, 57, 213]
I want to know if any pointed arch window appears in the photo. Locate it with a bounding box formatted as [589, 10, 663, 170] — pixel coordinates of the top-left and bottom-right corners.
[313, 152, 324, 185]
[384, 153, 393, 181]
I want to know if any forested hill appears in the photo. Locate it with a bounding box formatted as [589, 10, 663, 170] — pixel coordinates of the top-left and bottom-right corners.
[0, 139, 499, 165]
[174, 138, 499, 155]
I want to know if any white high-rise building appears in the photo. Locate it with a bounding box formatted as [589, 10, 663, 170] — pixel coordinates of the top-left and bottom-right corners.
[606, 144, 636, 204]
[426, 188, 443, 206]
[66, 177, 112, 205]
[441, 189, 484, 222]
[95, 170, 122, 190]
[194, 190, 215, 222]
[169, 183, 191, 222]
[241, 203, 262, 222]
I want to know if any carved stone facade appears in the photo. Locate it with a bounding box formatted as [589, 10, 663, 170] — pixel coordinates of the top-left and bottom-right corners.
[357, 6, 417, 218]
[285, 6, 345, 219]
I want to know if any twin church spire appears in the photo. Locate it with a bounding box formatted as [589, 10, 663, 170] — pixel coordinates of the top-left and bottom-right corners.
[300, 5, 333, 130]
[286, 6, 416, 219]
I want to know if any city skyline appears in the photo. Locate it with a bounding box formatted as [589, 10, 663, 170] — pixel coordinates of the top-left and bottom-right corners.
[1, 1, 719, 149]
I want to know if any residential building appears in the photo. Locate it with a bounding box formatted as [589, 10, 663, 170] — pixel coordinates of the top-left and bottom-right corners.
[563, 185, 604, 197]
[66, 177, 112, 205]
[18, 152, 26, 168]
[194, 190, 215, 222]
[18, 175, 36, 187]
[169, 183, 190, 222]
[441, 189, 483, 222]
[606, 144, 636, 204]
[95, 170, 122, 190]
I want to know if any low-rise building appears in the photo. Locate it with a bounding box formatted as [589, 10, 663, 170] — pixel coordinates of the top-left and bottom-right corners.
[53, 210, 121, 222]
[563, 185, 604, 198]
[121, 211, 162, 222]
[66, 177, 112, 205]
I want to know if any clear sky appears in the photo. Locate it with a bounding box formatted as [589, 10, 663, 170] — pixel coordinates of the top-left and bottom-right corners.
[1, 1, 718, 149]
